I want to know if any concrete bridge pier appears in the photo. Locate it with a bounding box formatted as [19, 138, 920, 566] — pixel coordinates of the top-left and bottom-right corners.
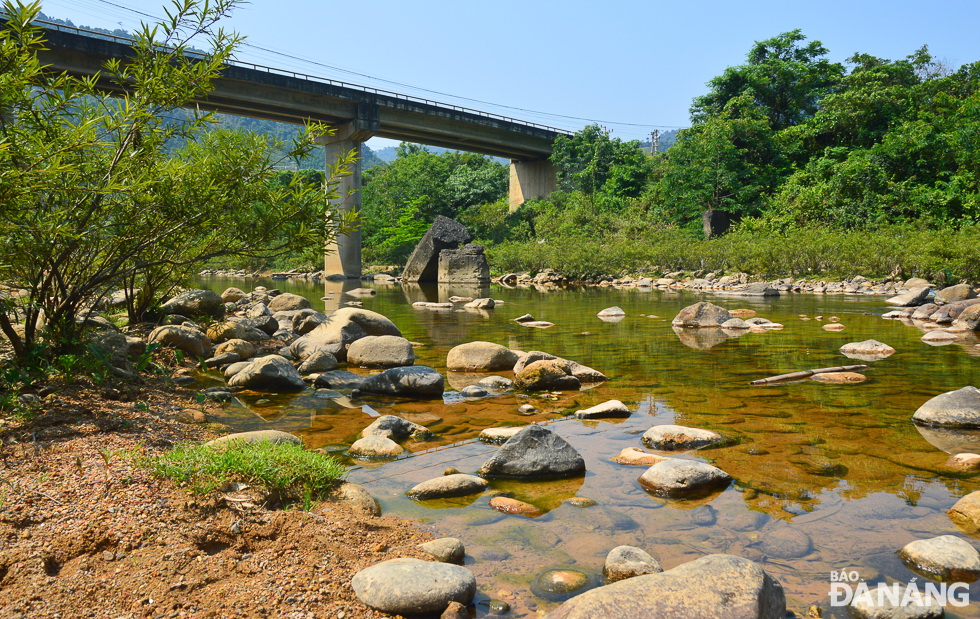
[508, 159, 558, 211]
[319, 113, 377, 279]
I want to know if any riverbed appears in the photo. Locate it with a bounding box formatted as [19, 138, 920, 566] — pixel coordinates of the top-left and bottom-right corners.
[197, 276, 980, 617]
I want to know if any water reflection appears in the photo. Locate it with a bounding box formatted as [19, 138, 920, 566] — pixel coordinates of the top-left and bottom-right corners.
[197, 276, 980, 617]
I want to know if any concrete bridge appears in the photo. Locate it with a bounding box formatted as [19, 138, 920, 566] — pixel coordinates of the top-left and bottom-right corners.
[29, 20, 566, 277]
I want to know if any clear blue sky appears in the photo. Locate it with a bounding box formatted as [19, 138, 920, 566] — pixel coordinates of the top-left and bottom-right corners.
[37, 0, 980, 148]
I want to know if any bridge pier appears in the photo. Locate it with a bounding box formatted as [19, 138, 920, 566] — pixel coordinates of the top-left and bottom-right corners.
[319, 116, 376, 279]
[508, 159, 558, 212]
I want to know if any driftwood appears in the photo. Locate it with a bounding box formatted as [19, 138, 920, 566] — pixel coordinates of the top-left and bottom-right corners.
[750, 365, 869, 385]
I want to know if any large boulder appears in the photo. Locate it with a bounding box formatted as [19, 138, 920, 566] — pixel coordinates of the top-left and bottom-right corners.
[220, 287, 246, 303]
[912, 386, 980, 428]
[886, 286, 932, 307]
[671, 302, 732, 328]
[347, 335, 415, 368]
[953, 304, 980, 331]
[289, 307, 401, 362]
[267, 292, 311, 313]
[447, 341, 519, 372]
[402, 216, 472, 283]
[227, 355, 306, 392]
[351, 558, 476, 615]
[478, 425, 585, 479]
[438, 244, 490, 284]
[160, 289, 225, 320]
[354, 366, 445, 399]
[545, 554, 785, 619]
[930, 298, 980, 324]
[935, 284, 977, 305]
[147, 325, 212, 358]
[638, 459, 732, 497]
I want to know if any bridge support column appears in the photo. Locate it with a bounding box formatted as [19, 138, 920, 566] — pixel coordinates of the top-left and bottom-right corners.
[318, 118, 376, 279]
[508, 159, 557, 212]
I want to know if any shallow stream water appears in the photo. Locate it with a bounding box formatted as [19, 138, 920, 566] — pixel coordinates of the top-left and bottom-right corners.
[196, 276, 980, 617]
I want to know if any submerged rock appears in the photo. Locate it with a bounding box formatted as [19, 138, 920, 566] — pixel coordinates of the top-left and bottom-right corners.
[641, 425, 723, 451]
[532, 568, 593, 602]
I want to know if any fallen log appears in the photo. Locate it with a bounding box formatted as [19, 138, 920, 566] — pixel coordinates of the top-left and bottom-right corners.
[750, 365, 869, 385]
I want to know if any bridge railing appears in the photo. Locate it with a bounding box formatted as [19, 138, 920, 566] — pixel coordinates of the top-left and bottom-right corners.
[29, 18, 568, 135]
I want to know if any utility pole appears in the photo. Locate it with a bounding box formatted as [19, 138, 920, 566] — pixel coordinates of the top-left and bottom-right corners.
[650, 129, 660, 155]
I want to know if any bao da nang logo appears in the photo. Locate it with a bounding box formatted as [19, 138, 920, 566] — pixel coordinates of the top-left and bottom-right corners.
[829, 570, 971, 609]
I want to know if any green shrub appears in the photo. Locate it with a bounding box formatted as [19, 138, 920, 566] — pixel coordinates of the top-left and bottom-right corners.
[145, 440, 345, 506]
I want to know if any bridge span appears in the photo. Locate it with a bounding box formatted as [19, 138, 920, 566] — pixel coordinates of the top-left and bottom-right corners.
[29, 20, 565, 277]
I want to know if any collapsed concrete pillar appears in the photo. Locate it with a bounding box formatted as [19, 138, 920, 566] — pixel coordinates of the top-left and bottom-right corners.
[318, 107, 378, 279]
[508, 159, 557, 212]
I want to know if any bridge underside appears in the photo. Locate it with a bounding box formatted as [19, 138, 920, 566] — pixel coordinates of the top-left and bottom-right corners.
[33, 25, 562, 278]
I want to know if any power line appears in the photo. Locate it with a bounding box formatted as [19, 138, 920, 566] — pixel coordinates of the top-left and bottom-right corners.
[62, 0, 687, 131]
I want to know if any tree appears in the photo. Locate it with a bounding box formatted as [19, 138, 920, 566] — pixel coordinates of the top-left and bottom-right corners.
[0, 0, 353, 361]
[550, 124, 651, 198]
[690, 30, 844, 131]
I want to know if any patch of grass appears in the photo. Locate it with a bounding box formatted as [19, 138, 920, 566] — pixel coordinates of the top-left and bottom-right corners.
[145, 440, 346, 504]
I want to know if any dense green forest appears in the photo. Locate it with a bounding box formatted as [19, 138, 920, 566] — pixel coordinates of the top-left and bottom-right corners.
[360, 30, 980, 282]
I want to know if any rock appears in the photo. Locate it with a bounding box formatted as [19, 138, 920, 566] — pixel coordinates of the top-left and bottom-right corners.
[351, 558, 476, 615]
[147, 325, 212, 358]
[439, 244, 490, 284]
[290, 307, 401, 362]
[204, 352, 240, 368]
[204, 430, 302, 449]
[345, 287, 376, 298]
[362, 415, 433, 440]
[460, 385, 487, 398]
[947, 453, 980, 471]
[545, 554, 785, 619]
[223, 361, 250, 379]
[267, 292, 311, 312]
[725, 282, 780, 297]
[447, 342, 519, 372]
[407, 474, 489, 500]
[822, 323, 846, 331]
[898, 535, 980, 581]
[227, 355, 306, 392]
[314, 370, 366, 390]
[518, 404, 537, 414]
[603, 546, 663, 583]
[912, 303, 941, 320]
[905, 277, 933, 288]
[480, 427, 526, 444]
[671, 301, 732, 328]
[912, 386, 980, 427]
[721, 317, 750, 329]
[729, 309, 757, 319]
[563, 497, 597, 508]
[757, 528, 812, 559]
[420, 538, 465, 563]
[638, 459, 732, 497]
[641, 425, 723, 450]
[336, 482, 381, 516]
[463, 297, 494, 309]
[931, 298, 980, 324]
[948, 492, 980, 536]
[886, 286, 932, 307]
[489, 496, 542, 516]
[214, 338, 256, 359]
[613, 448, 669, 466]
[575, 400, 631, 419]
[296, 350, 339, 374]
[532, 568, 592, 602]
[936, 284, 977, 305]
[922, 330, 957, 343]
[160, 289, 225, 320]
[347, 335, 415, 368]
[85, 329, 133, 374]
[348, 435, 403, 458]
[514, 358, 581, 391]
[478, 425, 585, 479]
[513, 313, 535, 323]
[441, 601, 468, 619]
[403, 216, 473, 283]
[175, 409, 207, 424]
[953, 304, 980, 331]
[519, 320, 555, 328]
[205, 321, 246, 344]
[477, 376, 513, 390]
[850, 590, 944, 618]
[840, 339, 896, 360]
[811, 372, 866, 383]
[597, 306, 626, 318]
[220, 287, 247, 302]
[230, 314, 278, 336]
[354, 366, 445, 399]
